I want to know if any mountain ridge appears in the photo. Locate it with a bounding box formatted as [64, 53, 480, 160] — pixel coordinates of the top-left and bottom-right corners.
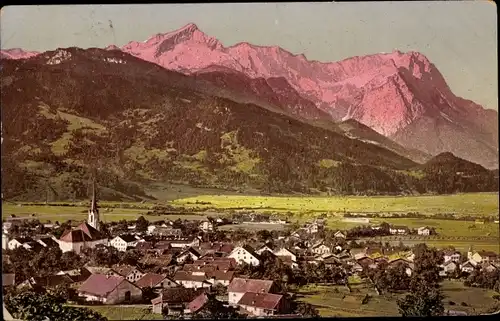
[1, 23, 498, 169]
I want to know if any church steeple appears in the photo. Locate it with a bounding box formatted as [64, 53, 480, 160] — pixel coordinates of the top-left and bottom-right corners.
[88, 178, 100, 231]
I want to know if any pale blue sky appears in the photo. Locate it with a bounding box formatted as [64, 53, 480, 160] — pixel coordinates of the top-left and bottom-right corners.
[1, 2, 497, 110]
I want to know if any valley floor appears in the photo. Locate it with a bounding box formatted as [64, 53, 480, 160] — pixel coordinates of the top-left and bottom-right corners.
[2, 192, 498, 252]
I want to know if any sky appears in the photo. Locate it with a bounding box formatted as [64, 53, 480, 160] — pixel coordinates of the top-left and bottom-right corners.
[1, 2, 497, 110]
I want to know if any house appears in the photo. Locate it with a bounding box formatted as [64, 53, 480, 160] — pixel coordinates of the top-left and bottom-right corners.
[187, 293, 209, 314]
[84, 266, 112, 275]
[273, 248, 297, 262]
[237, 292, 288, 317]
[207, 270, 235, 286]
[199, 221, 214, 232]
[108, 265, 144, 283]
[389, 226, 408, 235]
[194, 257, 237, 271]
[460, 260, 478, 273]
[255, 244, 274, 256]
[168, 236, 201, 249]
[56, 268, 92, 285]
[109, 234, 141, 252]
[37, 237, 59, 248]
[199, 242, 234, 257]
[352, 263, 364, 274]
[139, 253, 174, 271]
[151, 288, 206, 315]
[481, 262, 498, 273]
[19, 274, 74, 289]
[439, 261, 457, 276]
[78, 274, 142, 304]
[58, 222, 108, 254]
[2, 273, 15, 287]
[228, 245, 261, 266]
[471, 251, 498, 264]
[135, 273, 178, 291]
[334, 231, 346, 239]
[388, 258, 413, 276]
[311, 241, 331, 255]
[443, 250, 461, 263]
[148, 226, 182, 237]
[135, 241, 154, 252]
[7, 237, 35, 250]
[173, 271, 212, 289]
[417, 226, 431, 236]
[228, 278, 276, 305]
[176, 247, 202, 264]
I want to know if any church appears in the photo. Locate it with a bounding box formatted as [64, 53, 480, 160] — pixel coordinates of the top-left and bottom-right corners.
[57, 181, 108, 254]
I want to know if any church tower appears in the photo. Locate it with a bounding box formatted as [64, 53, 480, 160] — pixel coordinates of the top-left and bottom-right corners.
[88, 178, 100, 231]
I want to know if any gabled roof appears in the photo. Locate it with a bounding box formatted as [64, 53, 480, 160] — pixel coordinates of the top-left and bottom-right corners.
[78, 274, 134, 297]
[25, 274, 74, 287]
[179, 247, 201, 258]
[228, 278, 274, 293]
[85, 266, 112, 275]
[173, 271, 211, 283]
[37, 237, 58, 248]
[11, 236, 34, 244]
[188, 293, 209, 313]
[111, 265, 141, 277]
[237, 292, 283, 310]
[152, 288, 206, 305]
[116, 234, 138, 243]
[139, 254, 174, 267]
[60, 222, 105, 242]
[207, 270, 235, 281]
[135, 273, 171, 288]
[183, 264, 218, 273]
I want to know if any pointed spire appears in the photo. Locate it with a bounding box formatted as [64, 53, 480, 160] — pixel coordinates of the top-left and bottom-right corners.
[91, 177, 98, 212]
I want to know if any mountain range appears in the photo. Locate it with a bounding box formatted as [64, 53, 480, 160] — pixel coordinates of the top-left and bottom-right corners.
[1, 24, 498, 200]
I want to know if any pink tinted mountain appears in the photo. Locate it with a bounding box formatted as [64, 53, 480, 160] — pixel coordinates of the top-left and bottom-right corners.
[2, 23, 497, 168]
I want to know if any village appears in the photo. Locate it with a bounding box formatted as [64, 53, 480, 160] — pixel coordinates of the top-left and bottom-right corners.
[2, 188, 500, 319]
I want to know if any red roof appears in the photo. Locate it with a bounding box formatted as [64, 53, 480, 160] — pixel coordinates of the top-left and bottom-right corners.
[173, 271, 210, 283]
[237, 292, 283, 310]
[228, 278, 274, 294]
[135, 273, 168, 289]
[60, 222, 105, 242]
[78, 274, 130, 297]
[183, 264, 218, 273]
[151, 288, 206, 305]
[111, 265, 141, 277]
[188, 293, 209, 313]
[207, 270, 234, 281]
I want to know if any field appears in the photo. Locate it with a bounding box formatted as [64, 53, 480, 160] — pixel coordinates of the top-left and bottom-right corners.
[171, 192, 499, 216]
[295, 280, 499, 317]
[218, 223, 288, 231]
[1, 203, 207, 224]
[69, 305, 162, 320]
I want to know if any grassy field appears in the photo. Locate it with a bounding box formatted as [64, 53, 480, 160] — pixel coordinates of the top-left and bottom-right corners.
[218, 223, 287, 231]
[296, 279, 499, 317]
[70, 305, 163, 320]
[1, 203, 207, 224]
[171, 192, 499, 216]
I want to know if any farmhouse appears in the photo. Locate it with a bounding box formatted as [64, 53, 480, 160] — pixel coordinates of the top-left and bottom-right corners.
[228, 245, 261, 266]
[199, 221, 214, 232]
[228, 278, 276, 305]
[443, 250, 461, 263]
[389, 226, 408, 235]
[7, 237, 35, 250]
[255, 244, 274, 255]
[471, 251, 499, 264]
[460, 260, 478, 273]
[273, 247, 297, 262]
[417, 227, 431, 236]
[109, 234, 141, 252]
[151, 287, 206, 315]
[78, 274, 142, 304]
[439, 261, 457, 276]
[173, 271, 212, 289]
[311, 241, 331, 255]
[237, 292, 288, 317]
[108, 265, 144, 283]
[176, 247, 202, 264]
[334, 231, 346, 239]
[135, 273, 178, 291]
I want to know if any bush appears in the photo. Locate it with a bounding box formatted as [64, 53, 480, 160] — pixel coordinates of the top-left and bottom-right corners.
[448, 301, 456, 306]
[460, 302, 468, 307]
